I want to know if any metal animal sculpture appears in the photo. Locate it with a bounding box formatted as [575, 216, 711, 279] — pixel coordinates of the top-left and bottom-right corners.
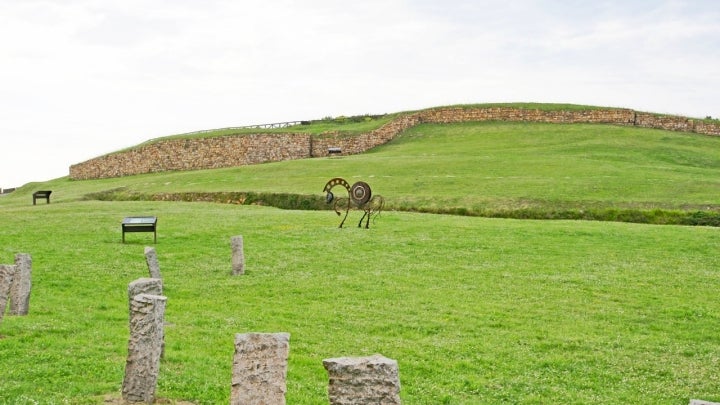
[323, 177, 384, 228]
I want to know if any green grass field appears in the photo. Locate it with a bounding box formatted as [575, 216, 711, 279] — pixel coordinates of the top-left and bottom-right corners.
[1, 118, 719, 404]
[10, 121, 720, 224]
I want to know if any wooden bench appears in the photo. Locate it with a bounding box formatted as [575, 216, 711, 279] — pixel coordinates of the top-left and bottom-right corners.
[122, 216, 158, 243]
[328, 147, 342, 155]
[32, 190, 52, 205]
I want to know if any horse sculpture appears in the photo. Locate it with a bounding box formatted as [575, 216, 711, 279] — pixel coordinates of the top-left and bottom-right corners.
[323, 177, 384, 228]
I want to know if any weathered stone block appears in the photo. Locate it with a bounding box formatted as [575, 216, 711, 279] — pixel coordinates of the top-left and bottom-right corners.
[231, 332, 290, 405]
[128, 278, 163, 302]
[323, 354, 401, 405]
[9, 253, 31, 315]
[128, 278, 164, 358]
[231, 235, 245, 275]
[0, 264, 17, 326]
[144, 247, 161, 279]
[122, 293, 167, 403]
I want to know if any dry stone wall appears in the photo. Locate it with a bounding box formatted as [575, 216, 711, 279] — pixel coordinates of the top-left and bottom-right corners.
[69, 107, 720, 180]
[310, 113, 422, 157]
[634, 112, 695, 132]
[70, 133, 311, 180]
[419, 107, 637, 125]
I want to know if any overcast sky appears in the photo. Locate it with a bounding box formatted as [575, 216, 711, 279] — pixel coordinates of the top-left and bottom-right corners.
[1, 0, 719, 188]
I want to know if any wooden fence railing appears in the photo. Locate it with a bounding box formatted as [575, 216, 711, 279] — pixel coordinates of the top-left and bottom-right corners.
[180, 121, 310, 136]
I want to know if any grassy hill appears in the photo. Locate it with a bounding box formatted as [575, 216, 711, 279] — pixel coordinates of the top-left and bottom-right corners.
[1, 108, 720, 403]
[5, 117, 720, 225]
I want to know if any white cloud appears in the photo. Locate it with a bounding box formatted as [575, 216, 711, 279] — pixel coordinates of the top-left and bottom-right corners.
[1, 0, 719, 188]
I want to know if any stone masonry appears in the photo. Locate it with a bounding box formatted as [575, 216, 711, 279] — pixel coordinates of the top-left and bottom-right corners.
[69, 107, 720, 180]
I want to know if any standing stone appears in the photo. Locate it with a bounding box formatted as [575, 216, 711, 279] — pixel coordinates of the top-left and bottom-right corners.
[128, 278, 164, 358]
[122, 293, 167, 404]
[128, 278, 163, 303]
[0, 264, 17, 326]
[323, 354, 401, 405]
[231, 332, 290, 405]
[9, 253, 31, 315]
[144, 247, 161, 279]
[231, 236, 245, 275]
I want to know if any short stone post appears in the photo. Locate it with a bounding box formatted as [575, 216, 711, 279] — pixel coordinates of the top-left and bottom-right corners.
[128, 278, 163, 301]
[0, 264, 17, 326]
[323, 354, 401, 405]
[128, 278, 164, 358]
[231, 332, 290, 405]
[122, 293, 167, 403]
[231, 236, 245, 275]
[9, 253, 31, 315]
[144, 247, 161, 279]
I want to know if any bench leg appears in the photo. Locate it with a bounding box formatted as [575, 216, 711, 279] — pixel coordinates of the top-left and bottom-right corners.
[32, 197, 50, 205]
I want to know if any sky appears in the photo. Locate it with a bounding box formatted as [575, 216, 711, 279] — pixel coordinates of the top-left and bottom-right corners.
[1, 0, 719, 189]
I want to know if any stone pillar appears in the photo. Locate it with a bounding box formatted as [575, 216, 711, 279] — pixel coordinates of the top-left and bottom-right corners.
[122, 293, 167, 403]
[231, 236, 245, 275]
[9, 253, 31, 315]
[128, 278, 163, 302]
[128, 278, 164, 358]
[231, 332, 290, 405]
[323, 354, 401, 405]
[144, 247, 161, 279]
[0, 264, 17, 326]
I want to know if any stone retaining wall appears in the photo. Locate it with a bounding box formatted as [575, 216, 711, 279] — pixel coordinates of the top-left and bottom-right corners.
[69, 107, 720, 180]
[70, 133, 311, 180]
[634, 112, 695, 132]
[310, 113, 422, 157]
[419, 107, 637, 125]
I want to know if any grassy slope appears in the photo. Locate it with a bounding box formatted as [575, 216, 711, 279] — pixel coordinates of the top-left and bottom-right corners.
[6, 120, 720, 224]
[1, 116, 720, 403]
[384, 122, 720, 209]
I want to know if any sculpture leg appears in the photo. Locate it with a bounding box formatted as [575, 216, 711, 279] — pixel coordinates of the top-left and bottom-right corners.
[357, 211, 368, 228]
[339, 208, 350, 228]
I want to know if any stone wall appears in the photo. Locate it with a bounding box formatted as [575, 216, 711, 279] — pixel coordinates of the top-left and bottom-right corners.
[634, 112, 720, 135]
[69, 107, 720, 180]
[310, 113, 422, 157]
[70, 133, 312, 180]
[419, 107, 637, 125]
[634, 112, 695, 133]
